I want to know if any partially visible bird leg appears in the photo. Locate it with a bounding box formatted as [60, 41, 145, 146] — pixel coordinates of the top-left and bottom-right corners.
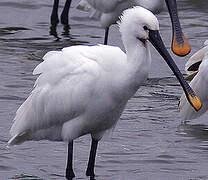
[86, 138, 99, 178]
[61, 0, 72, 25]
[66, 141, 75, 179]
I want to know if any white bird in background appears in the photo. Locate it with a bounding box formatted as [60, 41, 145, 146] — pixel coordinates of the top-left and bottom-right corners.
[8, 6, 201, 180]
[180, 40, 208, 121]
[79, 0, 164, 14]
[77, 0, 191, 57]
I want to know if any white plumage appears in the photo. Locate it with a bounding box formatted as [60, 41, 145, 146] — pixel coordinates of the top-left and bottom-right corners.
[180, 40, 208, 121]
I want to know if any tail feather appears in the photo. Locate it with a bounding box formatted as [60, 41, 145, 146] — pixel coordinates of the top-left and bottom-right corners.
[10, 93, 35, 137]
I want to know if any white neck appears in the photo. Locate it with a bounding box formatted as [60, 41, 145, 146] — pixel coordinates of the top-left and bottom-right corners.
[122, 35, 152, 89]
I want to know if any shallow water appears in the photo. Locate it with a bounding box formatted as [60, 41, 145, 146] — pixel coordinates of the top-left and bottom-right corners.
[1, 0, 208, 179]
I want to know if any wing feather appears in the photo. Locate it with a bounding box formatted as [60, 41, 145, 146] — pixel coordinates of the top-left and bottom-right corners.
[10, 46, 101, 139]
[9, 44, 125, 144]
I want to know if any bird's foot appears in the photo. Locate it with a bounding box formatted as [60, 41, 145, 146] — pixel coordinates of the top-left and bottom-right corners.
[65, 168, 75, 179]
[86, 168, 95, 179]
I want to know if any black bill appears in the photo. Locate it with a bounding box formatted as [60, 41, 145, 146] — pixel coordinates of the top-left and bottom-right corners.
[165, 0, 191, 56]
[149, 30, 201, 111]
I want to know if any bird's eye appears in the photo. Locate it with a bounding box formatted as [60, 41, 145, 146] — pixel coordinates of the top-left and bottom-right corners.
[143, 26, 148, 30]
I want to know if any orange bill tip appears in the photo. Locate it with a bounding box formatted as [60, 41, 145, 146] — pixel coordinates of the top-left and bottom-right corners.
[188, 94, 202, 111]
[172, 32, 191, 57]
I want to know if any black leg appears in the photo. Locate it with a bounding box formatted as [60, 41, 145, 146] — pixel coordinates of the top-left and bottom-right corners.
[104, 27, 109, 45]
[61, 0, 72, 25]
[62, 24, 71, 37]
[66, 141, 75, 179]
[86, 138, 99, 178]
[50, 25, 61, 40]
[51, 0, 60, 26]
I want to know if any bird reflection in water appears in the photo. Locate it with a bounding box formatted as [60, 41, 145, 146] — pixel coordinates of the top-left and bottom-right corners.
[178, 123, 208, 141]
[50, 23, 71, 41]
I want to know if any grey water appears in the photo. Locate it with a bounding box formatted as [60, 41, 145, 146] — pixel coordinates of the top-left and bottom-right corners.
[0, 0, 208, 179]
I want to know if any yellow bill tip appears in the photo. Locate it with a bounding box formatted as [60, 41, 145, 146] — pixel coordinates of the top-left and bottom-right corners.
[188, 94, 202, 111]
[172, 32, 191, 57]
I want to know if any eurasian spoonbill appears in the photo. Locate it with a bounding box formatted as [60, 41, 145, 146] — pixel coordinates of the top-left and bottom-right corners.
[78, 0, 191, 57]
[180, 40, 208, 121]
[8, 6, 201, 179]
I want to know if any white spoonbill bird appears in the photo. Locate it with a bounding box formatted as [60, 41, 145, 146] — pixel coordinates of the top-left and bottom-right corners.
[180, 40, 208, 121]
[8, 6, 201, 180]
[79, 0, 191, 57]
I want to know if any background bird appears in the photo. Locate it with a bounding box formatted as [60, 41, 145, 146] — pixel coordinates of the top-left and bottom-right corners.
[8, 6, 201, 180]
[77, 0, 191, 57]
[180, 40, 208, 121]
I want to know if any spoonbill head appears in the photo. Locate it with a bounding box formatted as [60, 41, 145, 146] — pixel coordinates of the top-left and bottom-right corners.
[8, 6, 200, 179]
[180, 40, 208, 121]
